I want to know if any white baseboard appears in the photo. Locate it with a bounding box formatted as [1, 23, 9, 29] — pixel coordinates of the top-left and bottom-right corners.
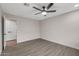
[17, 38, 41, 44]
[42, 38, 79, 50]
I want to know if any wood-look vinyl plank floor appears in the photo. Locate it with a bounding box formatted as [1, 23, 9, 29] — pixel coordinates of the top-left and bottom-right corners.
[1, 39, 79, 56]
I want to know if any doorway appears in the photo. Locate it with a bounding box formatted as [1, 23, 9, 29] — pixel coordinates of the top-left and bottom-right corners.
[4, 18, 17, 47]
[2, 16, 17, 52]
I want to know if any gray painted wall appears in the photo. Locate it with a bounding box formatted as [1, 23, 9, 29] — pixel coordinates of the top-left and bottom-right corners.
[41, 10, 79, 49]
[17, 17, 40, 43]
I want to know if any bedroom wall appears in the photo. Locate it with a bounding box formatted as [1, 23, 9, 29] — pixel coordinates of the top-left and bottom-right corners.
[41, 10, 79, 49]
[17, 17, 40, 43]
[4, 13, 40, 43]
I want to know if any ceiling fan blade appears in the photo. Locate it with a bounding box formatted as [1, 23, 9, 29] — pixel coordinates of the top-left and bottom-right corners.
[47, 3, 54, 10]
[46, 10, 56, 12]
[35, 12, 42, 15]
[33, 7, 42, 11]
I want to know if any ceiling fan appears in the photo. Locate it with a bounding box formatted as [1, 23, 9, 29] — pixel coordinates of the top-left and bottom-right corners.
[33, 3, 56, 16]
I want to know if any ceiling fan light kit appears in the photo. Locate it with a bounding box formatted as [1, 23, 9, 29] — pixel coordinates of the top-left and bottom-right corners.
[42, 12, 47, 15]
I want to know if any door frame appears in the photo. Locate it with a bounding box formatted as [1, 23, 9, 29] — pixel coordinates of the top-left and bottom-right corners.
[1, 16, 4, 52]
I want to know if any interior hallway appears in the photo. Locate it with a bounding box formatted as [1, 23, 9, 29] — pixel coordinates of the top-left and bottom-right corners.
[2, 39, 79, 56]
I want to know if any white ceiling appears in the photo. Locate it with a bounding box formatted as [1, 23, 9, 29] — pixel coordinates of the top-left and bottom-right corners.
[0, 3, 79, 20]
